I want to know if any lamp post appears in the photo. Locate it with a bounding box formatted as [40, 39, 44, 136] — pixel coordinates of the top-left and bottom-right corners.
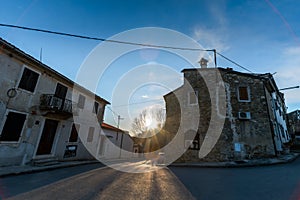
[117, 115, 124, 158]
[279, 86, 300, 91]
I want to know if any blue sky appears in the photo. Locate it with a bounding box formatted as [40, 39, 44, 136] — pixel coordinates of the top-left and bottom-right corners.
[0, 0, 299, 130]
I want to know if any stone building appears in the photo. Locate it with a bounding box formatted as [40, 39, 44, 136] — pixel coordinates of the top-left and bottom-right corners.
[0, 38, 109, 166]
[287, 110, 300, 145]
[163, 67, 290, 162]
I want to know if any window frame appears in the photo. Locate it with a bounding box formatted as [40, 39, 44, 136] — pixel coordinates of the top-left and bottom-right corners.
[237, 86, 251, 102]
[17, 66, 40, 94]
[69, 123, 80, 143]
[77, 94, 86, 109]
[87, 127, 95, 142]
[93, 101, 99, 114]
[188, 90, 198, 105]
[0, 110, 27, 143]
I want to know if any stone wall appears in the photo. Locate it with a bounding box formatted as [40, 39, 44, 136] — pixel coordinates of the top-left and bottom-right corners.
[164, 68, 276, 162]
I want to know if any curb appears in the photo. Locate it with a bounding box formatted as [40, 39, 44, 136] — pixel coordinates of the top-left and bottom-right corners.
[169, 153, 300, 168]
[0, 160, 101, 178]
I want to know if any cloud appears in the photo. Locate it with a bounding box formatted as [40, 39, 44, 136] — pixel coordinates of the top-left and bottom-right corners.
[275, 46, 300, 107]
[206, 0, 227, 28]
[191, 1, 230, 53]
[141, 95, 149, 99]
[192, 27, 230, 52]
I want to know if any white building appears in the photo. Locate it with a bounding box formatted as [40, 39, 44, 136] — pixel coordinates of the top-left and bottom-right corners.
[98, 123, 134, 159]
[0, 38, 109, 166]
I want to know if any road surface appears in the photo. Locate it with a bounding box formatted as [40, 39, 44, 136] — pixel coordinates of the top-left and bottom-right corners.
[170, 157, 300, 200]
[4, 162, 194, 200]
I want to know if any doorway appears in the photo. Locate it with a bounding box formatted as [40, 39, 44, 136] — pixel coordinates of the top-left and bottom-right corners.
[36, 119, 59, 155]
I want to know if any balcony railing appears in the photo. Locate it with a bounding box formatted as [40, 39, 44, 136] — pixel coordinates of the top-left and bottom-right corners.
[40, 94, 77, 115]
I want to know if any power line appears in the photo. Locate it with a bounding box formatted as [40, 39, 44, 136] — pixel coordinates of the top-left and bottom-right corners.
[113, 99, 164, 108]
[0, 23, 253, 73]
[0, 23, 207, 51]
[216, 52, 253, 73]
[106, 106, 119, 117]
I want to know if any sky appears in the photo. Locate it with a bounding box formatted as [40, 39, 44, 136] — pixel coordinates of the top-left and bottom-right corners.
[0, 0, 299, 132]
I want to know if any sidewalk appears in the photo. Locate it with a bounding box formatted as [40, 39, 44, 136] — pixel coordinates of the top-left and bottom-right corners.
[170, 153, 300, 168]
[0, 160, 101, 177]
[0, 157, 145, 177]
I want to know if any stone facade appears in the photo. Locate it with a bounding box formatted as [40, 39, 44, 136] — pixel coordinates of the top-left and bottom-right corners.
[163, 67, 290, 162]
[287, 110, 300, 145]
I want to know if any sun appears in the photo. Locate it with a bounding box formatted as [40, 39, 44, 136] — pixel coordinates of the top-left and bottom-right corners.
[145, 115, 158, 130]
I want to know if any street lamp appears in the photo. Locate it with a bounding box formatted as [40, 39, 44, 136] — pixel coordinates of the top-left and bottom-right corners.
[279, 86, 300, 91]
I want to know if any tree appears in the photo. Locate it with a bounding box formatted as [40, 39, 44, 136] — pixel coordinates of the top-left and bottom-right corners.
[131, 107, 166, 138]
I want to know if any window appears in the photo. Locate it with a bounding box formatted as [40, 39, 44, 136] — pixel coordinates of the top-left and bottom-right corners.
[184, 131, 200, 150]
[93, 102, 99, 114]
[78, 94, 85, 109]
[189, 134, 200, 150]
[69, 124, 80, 142]
[188, 91, 198, 105]
[238, 86, 250, 102]
[87, 127, 94, 142]
[54, 83, 67, 99]
[0, 112, 26, 142]
[18, 68, 39, 92]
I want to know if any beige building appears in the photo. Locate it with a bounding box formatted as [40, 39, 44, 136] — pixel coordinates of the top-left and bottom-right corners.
[0, 38, 109, 166]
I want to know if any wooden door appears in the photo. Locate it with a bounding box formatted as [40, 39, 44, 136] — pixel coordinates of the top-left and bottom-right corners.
[36, 119, 59, 155]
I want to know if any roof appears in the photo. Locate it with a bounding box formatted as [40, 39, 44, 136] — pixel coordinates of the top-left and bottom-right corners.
[0, 37, 110, 105]
[165, 67, 285, 103]
[101, 122, 125, 133]
[288, 110, 300, 115]
[181, 67, 271, 79]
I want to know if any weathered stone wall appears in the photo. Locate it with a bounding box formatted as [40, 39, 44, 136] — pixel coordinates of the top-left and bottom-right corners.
[164, 68, 276, 162]
[223, 71, 275, 159]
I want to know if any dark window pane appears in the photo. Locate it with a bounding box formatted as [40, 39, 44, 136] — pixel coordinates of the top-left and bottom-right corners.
[18, 68, 39, 92]
[239, 87, 249, 101]
[55, 83, 67, 99]
[93, 102, 99, 114]
[0, 112, 26, 141]
[69, 124, 79, 142]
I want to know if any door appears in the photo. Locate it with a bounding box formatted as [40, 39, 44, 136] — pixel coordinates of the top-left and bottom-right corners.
[36, 119, 59, 155]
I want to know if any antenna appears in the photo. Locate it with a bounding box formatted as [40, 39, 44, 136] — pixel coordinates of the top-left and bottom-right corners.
[39, 48, 42, 62]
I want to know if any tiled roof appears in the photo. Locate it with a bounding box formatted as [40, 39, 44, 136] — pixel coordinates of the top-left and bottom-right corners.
[101, 122, 125, 133]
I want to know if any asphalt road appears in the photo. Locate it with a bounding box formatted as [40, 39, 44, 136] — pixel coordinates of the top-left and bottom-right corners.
[0, 163, 104, 199]
[170, 157, 300, 200]
[3, 162, 194, 200]
[2, 158, 300, 200]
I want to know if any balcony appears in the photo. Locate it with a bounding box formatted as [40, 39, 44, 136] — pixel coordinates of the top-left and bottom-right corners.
[40, 94, 77, 118]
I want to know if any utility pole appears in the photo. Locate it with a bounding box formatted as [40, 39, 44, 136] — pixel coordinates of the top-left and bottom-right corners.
[213, 49, 217, 68]
[39, 48, 42, 62]
[116, 115, 124, 140]
[117, 115, 124, 158]
[206, 49, 217, 68]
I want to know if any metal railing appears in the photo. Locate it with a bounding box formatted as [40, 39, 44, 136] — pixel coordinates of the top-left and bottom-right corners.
[40, 94, 76, 114]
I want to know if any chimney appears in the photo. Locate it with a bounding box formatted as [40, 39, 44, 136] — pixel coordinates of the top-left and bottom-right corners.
[199, 58, 208, 68]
